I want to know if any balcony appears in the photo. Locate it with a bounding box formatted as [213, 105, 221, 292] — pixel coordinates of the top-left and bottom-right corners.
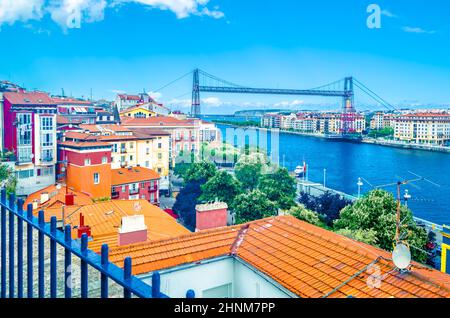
[120, 148, 127, 154]
[129, 188, 139, 195]
[111, 191, 120, 199]
[148, 186, 156, 192]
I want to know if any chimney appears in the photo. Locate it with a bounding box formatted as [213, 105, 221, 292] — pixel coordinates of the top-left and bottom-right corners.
[65, 193, 74, 206]
[118, 215, 147, 246]
[195, 202, 228, 232]
[77, 213, 91, 239]
[40, 192, 49, 204]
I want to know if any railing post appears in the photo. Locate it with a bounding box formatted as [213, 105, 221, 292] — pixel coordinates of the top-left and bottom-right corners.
[50, 217, 57, 298]
[101, 244, 109, 299]
[64, 225, 72, 298]
[26, 204, 33, 298]
[186, 290, 195, 298]
[80, 233, 88, 298]
[38, 210, 45, 298]
[17, 198, 24, 299]
[152, 272, 161, 298]
[123, 257, 132, 299]
[8, 193, 15, 298]
[0, 189, 6, 298]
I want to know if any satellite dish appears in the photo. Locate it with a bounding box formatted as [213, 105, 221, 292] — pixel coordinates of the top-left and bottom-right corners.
[392, 243, 411, 270]
[56, 184, 62, 190]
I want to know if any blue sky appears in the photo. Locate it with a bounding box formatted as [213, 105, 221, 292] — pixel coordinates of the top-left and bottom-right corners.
[0, 0, 449, 114]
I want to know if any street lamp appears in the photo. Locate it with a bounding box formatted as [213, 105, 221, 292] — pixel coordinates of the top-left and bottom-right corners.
[403, 189, 412, 208]
[357, 177, 364, 198]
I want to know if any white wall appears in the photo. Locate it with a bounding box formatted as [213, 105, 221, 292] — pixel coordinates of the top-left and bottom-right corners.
[138, 257, 293, 298]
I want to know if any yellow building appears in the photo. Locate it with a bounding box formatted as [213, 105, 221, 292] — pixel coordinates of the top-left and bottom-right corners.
[130, 129, 171, 178]
[394, 113, 450, 145]
[120, 105, 158, 118]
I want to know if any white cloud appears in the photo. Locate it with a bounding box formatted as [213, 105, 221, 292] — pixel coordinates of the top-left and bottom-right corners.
[0, 0, 45, 26]
[0, 0, 224, 29]
[381, 10, 397, 18]
[48, 0, 107, 30]
[148, 91, 162, 100]
[402, 26, 436, 34]
[202, 96, 227, 107]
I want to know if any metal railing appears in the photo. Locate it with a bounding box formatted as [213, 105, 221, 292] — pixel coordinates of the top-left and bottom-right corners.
[0, 188, 194, 298]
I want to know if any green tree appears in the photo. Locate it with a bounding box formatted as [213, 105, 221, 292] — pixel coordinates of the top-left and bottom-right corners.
[183, 161, 217, 183]
[288, 205, 321, 226]
[0, 164, 16, 194]
[335, 228, 378, 246]
[334, 189, 428, 262]
[200, 171, 242, 206]
[235, 162, 263, 191]
[173, 180, 203, 231]
[258, 167, 296, 210]
[233, 190, 277, 224]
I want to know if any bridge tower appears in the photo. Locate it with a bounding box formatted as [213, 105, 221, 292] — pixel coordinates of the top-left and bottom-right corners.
[341, 76, 356, 135]
[191, 68, 201, 117]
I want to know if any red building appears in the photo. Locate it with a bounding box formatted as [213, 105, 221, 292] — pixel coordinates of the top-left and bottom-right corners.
[58, 141, 113, 199]
[111, 167, 160, 205]
[2, 90, 58, 195]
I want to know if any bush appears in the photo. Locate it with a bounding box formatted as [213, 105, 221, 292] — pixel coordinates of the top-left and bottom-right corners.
[288, 205, 321, 226]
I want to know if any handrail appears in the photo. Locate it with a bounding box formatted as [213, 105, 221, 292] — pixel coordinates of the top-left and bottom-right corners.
[0, 188, 176, 298]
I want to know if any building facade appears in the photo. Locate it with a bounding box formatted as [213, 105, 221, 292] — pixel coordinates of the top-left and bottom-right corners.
[111, 167, 160, 204]
[394, 113, 450, 145]
[3, 90, 58, 195]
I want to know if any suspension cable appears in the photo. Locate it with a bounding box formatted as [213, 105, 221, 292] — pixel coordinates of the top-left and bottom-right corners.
[152, 70, 193, 93]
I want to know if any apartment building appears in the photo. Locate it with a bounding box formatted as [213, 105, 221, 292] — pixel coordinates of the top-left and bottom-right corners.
[3, 90, 57, 195]
[261, 113, 281, 128]
[64, 126, 170, 173]
[111, 167, 160, 204]
[370, 112, 396, 130]
[120, 116, 204, 167]
[394, 112, 450, 145]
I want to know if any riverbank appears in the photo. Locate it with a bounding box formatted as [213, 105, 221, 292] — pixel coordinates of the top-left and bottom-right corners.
[362, 138, 450, 154]
[216, 122, 450, 154]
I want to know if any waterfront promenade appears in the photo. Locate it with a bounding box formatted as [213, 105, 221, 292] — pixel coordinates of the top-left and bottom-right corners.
[218, 124, 450, 225]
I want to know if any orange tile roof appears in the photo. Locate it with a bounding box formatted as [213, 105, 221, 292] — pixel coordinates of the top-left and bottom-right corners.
[121, 116, 196, 127]
[111, 167, 160, 186]
[24, 184, 94, 212]
[39, 200, 190, 250]
[4, 90, 56, 105]
[59, 141, 112, 148]
[80, 124, 131, 133]
[108, 216, 450, 298]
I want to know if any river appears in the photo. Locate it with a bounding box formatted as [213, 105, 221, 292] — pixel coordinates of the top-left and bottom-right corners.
[216, 124, 450, 225]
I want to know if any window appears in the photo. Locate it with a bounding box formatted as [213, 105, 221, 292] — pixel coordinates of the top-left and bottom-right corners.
[84, 158, 91, 166]
[150, 192, 155, 203]
[40, 116, 53, 131]
[130, 142, 134, 149]
[129, 155, 133, 161]
[17, 169, 34, 179]
[158, 143, 162, 149]
[145, 161, 150, 168]
[157, 168, 162, 174]
[17, 113, 32, 146]
[102, 156, 108, 164]
[158, 153, 162, 160]
[140, 182, 145, 189]
[122, 185, 126, 192]
[41, 132, 53, 147]
[112, 144, 118, 153]
[94, 173, 100, 184]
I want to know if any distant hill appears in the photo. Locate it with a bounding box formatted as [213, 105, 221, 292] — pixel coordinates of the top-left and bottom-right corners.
[234, 109, 296, 116]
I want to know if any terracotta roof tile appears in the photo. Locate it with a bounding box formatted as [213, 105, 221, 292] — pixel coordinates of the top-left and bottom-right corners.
[111, 167, 160, 186]
[108, 216, 450, 298]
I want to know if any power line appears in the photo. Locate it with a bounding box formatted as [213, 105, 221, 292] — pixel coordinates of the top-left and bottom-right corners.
[152, 70, 193, 93]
